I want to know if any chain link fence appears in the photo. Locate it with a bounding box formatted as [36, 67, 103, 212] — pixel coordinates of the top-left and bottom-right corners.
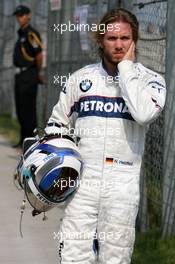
[0, 0, 16, 114]
[1, 0, 175, 237]
[122, 0, 167, 233]
[162, 0, 175, 237]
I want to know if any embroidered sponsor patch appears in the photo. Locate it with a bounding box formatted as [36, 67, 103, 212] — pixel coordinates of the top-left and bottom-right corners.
[114, 158, 133, 166]
[20, 37, 26, 43]
[70, 96, 134, 121]
[148, 81, 165, 93]
[106, 157, 133, 166]
[80, 79, 92, 92]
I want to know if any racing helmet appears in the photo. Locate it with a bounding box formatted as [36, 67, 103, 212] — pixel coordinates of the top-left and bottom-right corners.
[16, 136, 83, 215]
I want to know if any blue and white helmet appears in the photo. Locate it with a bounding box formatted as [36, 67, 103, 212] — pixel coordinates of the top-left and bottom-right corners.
[17, 136, 83, 214]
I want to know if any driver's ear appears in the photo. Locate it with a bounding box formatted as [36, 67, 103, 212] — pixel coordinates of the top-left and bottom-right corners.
[27, 13, 32, 21]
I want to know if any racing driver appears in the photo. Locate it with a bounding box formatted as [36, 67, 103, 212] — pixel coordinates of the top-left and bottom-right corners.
[45, 8, 166, 264]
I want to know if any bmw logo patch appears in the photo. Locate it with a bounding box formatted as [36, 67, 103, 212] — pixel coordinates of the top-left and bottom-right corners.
[80, 79, 92, 92]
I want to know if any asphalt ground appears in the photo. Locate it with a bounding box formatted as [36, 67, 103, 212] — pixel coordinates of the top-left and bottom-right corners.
[0, 135, 63, 264]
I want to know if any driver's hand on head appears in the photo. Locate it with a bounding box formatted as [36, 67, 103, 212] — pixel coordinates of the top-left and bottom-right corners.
[123, 42, 136, 62]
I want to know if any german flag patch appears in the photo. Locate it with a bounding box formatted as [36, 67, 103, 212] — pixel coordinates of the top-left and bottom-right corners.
[105, 157, 114, 164]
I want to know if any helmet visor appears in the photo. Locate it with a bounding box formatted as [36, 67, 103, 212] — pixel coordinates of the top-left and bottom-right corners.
[39, 167, 79, 203]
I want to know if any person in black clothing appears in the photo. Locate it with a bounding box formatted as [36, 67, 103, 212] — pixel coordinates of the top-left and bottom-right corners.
[13, 5, 44, 148]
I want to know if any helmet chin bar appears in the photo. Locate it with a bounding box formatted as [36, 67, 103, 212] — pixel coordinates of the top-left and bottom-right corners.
[24, 175, 59, 214]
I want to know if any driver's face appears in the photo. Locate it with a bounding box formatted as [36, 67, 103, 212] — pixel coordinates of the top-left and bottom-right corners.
[100, 21, 133, 64]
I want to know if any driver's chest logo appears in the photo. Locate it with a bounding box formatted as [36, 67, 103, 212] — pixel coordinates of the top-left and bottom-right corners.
[80, 79, 92, 92]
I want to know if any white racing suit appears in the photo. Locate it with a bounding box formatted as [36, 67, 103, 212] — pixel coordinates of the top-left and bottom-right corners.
[46, 60, 166, 263]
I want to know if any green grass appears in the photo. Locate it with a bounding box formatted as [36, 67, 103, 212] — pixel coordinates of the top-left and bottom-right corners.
[0, 114, 20, 143]
[132, 231, 175, 264]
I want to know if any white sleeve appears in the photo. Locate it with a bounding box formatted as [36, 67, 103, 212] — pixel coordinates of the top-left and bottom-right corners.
[45, 75, 78, 135]
[118, 60, 166, 125]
